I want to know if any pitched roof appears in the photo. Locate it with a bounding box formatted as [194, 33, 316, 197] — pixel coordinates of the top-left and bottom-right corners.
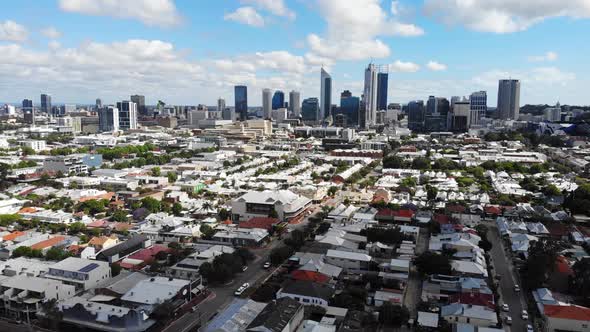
[544, 305, 590, 321]
[291, 270, 330, 283]
[30, 235, 66, 250]
[240, 217, 279, 230]
[3, 231, 25, 241]
[280, 280, 335, 301]
[247, 297, 303, 332]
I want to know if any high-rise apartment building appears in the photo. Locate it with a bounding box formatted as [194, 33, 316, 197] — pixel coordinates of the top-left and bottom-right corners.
[130, 95, 146, 116]
[289, 91, 301, 117]
[451, 101, 471, 132]
[40, 94, 51, 114]
[469, 91, 487, 127]
[22, 99, 34, 125]
[340, 90, 360, 127]
[98, 106, 119, 132]
[408, 100, 425, 131]
[377, 70, 388, 111]
[96, 98, 102, 110]
[497, 79, 520, 120]
[272, 90, 284, 110]
[425, 96, 450, 132]
[262, 89, 272, 119]
[320, 68, 332, 121]
[116, 101, 138, 130]
[362, 64, 378, 128]
[217, 98, 226, 114]
[234, 85, 248, 121]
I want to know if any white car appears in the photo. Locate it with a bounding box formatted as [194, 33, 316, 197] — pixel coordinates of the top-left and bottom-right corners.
[505, 316, 512, 325]
[234, 283, 250, 296]
[514, 285, 521, 292]
[263, 262, 271, 269]
[501, 304, 509, 312]
[526, 324, 534, 332]
[521, 310, 529, 320]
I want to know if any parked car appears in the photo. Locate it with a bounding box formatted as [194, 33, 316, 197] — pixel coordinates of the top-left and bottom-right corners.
[263, 261, 271, 269]
[521, 310, 529, 320]
[234, 283, 250, 296]
[241, 265, 248, 272]
[514, 284, 521, 292]
[505, 316, 512, 325]
[501, 304, 509, 312]
[526, 324, 534, 332]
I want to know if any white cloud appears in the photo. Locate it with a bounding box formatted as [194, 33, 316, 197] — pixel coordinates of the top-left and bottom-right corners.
[241, 0, 295, 20]
[424, 0, 590, 33]
[528, 51, 558, 62]
[306, 0, 423, 61]
[391, 1, 400, 15]
[426, 61, 447, 71]
[0, 20, 28, 42]
[224, 7, 265, 27]
[58, 0, 182, 27]
[41, 26, 62, 39]
[389, 60, 420, 72]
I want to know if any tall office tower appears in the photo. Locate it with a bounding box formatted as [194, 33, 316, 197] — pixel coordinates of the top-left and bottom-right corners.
[222, 107, 233, 121]
[289, 91, 301, 117]
[469, 91, 487, 127]
[59, 104, 76, 116]
[98, 106, 120, 132]
[497, 79, 520, 120]
[340, 90, 360, 127]
[452, 101, 471, 132]
[96, 98, 102, 110]
[362, 63, 379, 128]
[425, 96, 450, 132]
[301, 97, 319, 123]
[234, 85, 248, 121]
[22, 99, 34, 124]
[376, 69, 389, 111]
[262, 88, 272, 119]
[272, 90, 284, 110]
[40, 94, 51, 114]
[320, 67, 332, 121]
[408, 100, 425, 131]
[217, 98, 226, 113]
[116, 101, 138, 130]
[130, 95, 146, 116]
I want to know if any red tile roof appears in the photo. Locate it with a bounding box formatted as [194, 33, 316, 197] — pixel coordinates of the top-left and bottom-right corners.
[376, 209, 414, 219]
[555, 256, 574, 275]
[447, 205, 466, 213]
[544, 305, 590, 321]
[127, 245, 169, 262]
[449, 292, 495, 309]
[433, 214, 451, 225]
[485, 206, 502, 215]
[3, 231, 25, 241]
[31, 236, 66, 250]
[240, 217, 279, 230]
[291, 270, 330, 283]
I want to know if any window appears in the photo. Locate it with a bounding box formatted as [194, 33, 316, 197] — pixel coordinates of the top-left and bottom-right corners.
[303, 299, 309, 303]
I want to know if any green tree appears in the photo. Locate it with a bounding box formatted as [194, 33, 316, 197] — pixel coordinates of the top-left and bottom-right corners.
[0, 214, 22, 226]
[571, 258, 590, 302]
[544, 184, 562, 197]
[378, 303, 409, 326]
[21, 146, 35, 156]
[524, 239, 559, 289]
[140, 197, 161, 213]
[45, 247, 71, 261]
[411, 157, 431, 170]
[151, 167, 161, 176]
[111, 210, 129, 222]
[426, 185, 438, 201]
[383, 155, 407, 169]
[167, 172, 178, 183]
[172, 202, 183, 216]
[67, 222, 87, 235]
[270, 246, 294, 265]
[414, 251, 452, 276]
[200, 224, 216, 240]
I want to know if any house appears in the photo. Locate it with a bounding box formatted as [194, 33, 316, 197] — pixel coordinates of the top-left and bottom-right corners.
[543, 304, 590, 332]
[291, 270, 331, 283]
[239, 217, 280, 231]
[45, 257, 111, 291]
[231, 190, 311, 222]
[118, 245, 170, 270]
[95, 235, 151, 263]
[440, 303, 498, 327]
[212, 228, 269, 247]
[205, 299, 267, 332]
[548, 256, 574, 292]
[373, 289, 403, 306]
[276, 281, 335, 307]
[247, 297, 304, 332]
[324, 249, 371, 272]
[88, 235, 120, 251]
[375, 209, 415, 224]
[120, 276, 190, 314]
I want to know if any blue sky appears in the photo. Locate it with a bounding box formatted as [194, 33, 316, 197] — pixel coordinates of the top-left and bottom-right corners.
[0, 0, 589, 106]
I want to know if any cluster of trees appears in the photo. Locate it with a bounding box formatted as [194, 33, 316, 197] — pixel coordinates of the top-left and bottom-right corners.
[254, 157, 300, 176]
[198, 248, 254, 284]
[523, 239, 559, 289]
[76, 199, 110, 215]
[565, 183, 590, 215]
[129, 197, 182, 217]
[378, 303, 410, 327]
[0, 214, 23, 227]
[570, 258, 590, 306]
[362, 227, 410, 246]
[414, 251, 452, 276]
[96, 144, 156, 160]
[12, 245, 72, 260]
[475, 224, 493, 252]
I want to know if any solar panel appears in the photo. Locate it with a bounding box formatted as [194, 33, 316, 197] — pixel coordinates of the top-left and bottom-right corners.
[78, 263, 99, 273]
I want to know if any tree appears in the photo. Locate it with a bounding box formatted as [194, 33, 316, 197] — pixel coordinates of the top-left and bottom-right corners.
[218, 208, 230, 221]
[411, 157, 431, 170]
[235, 247, 255, 264]
[426, 185, 438, 201]
[251, 283, 279, 302]
[167, 172, 178, 183]
[141, 197, 161, 213]
[76, 199, 108, 215]
[414, 251, 452, 276]
[383, 155, 407, 169]
[327, 186, 338, 196]
[111, 210, 129, 222]
[152, 300, 175, 320]
[151, 166, 161, 176]
[270, 246, 294, 265]
[67, 222, 86, 235]
[378, 303, 409, 326]
[45, 247, 71, 261]
[21, 146, 35, 156]
[200, 224, 216, 240]
[284, 229, 305, 249]
[544, 184, 562, 197]
[524, 239, 559, 289]
[172, 202, 183, 216]
[571, 258, 590, 302]
[0, 214, 22, 226]
[268, 208, 278, 219]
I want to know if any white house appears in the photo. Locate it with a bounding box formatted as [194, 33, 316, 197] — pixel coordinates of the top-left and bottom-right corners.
[324, 250, 371, 272]
[231, 190, 311, 222]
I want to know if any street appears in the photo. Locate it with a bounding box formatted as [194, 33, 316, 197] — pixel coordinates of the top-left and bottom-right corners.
[487, 222, 529, 332]
[403, 227, 429, 320]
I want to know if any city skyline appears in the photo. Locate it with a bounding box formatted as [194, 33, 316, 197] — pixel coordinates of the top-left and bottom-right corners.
[1, 1, 589, 106]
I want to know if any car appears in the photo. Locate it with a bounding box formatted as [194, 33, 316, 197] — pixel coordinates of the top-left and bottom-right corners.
[505, 316, 512, 325]
[234, 283, 250, 296]
[526, 324, 534, 332]
[514, 285, 521, 292]
[521, 310, 529, 320]
[263, 262, 271, 269]
[241, 265, 248, 272]
[501, 304, 509, 312]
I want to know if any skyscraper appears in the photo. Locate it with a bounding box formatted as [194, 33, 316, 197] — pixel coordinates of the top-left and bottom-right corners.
[469, 91, 487, 127]
[302, 97, 319, 123]
[320, 67, 332, 121]
[425, 96, 450, 132]
[22, 99, 34, 125]
[40, 94, 51, 114]
[130, 95, 146, 116]
[96, 98, 102, 110]
[407, 100, 425, 131]
[377, 70, 389, 111]
[262, 89, 272, 119]
[340, 90, 360, 127]
[362, 63, 378, 128]
[451, 101, 471, 132]
[217, 98, 226, 113]
[497, 79, 520, 120]
[116, 101, 138, 130]
[289, 90, 301, 117]
[234, 85, 248, 121]
[98, 106, 119, 132]
[272, 90, 284, 110]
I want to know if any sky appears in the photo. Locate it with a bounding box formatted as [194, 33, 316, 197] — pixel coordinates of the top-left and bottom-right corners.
[1, 0, 589, 107]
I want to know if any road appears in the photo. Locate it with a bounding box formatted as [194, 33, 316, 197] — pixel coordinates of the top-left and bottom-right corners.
[403, 227, 429, 320]
[163, 211, 314, 332]
[487, 222, 529, 332]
